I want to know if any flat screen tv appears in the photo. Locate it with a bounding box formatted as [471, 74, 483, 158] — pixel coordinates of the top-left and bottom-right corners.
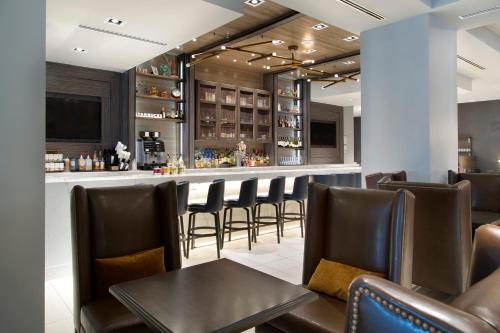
[311, 121, 336, 147]
[46, 93, 102, 142]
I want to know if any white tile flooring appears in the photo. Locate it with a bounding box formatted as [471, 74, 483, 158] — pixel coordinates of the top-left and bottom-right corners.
[45, 224, 305, 333]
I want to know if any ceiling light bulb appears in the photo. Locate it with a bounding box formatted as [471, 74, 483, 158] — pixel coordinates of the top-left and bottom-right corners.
[263, 65, 267, 69]
[267, 57, 271, 60]
[301, 39, 314, 46]
[248, 62, 252, 65]
[290, 71, 294, 75]
[191, 54, 196, 59]
[176, 45, 180, 49]
[272, 52, 277, 56]
[245, 0, 265, 7]
[251, 53, 256, 57]
[266, 66, 271, 70]
[233, 59, 237, 62]
[192, 38, 197, 42]
[221, 45, 226, 50]
[334, 74, 339, 78]
[312, 23, 328, 30]
[272, 40, 285, 45]
[320, 70, 324, 73]
[301, 74, 305, 77]
[343, 35, 359, 42]
[186, 63, 191, 67]
[281, 60, 286, 64]
[73, 47, 85, 52]
[216, 55, 220, 59]
[356, 78, 360, 82]
[307, 78, 311, 82]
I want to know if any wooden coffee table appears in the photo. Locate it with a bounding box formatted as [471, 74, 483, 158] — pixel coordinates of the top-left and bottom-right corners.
[110, 258, 316, 333]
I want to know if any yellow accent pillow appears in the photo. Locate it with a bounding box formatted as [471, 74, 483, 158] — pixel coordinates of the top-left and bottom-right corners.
[94, 247, 166, 297]
[307, 259, 385, 301]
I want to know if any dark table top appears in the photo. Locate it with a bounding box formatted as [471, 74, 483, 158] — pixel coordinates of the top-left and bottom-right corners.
[110, 258, 316, 333]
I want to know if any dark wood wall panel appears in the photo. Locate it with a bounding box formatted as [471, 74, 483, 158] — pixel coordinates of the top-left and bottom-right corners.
[309, 102, 344, 164]
[45, 62, 128, 157]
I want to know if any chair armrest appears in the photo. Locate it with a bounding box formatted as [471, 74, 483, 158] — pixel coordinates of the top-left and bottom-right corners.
[345, 275, 496, 333]
[469, 225, 500, 285]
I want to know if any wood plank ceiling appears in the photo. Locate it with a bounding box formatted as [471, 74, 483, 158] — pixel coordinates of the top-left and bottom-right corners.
[173, 1, 360, 76]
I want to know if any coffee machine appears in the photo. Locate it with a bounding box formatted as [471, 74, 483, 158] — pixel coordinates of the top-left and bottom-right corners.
[136, 131, 165, 170]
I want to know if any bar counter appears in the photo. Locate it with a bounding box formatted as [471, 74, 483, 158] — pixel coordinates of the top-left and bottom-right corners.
[45, 164, 361, 278]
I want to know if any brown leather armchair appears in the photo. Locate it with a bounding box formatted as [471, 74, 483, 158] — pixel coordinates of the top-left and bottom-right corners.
[378, 180, 472, 296]
[71, 182, 181, 333]
[345, 225, 500, 333]
[365, 170, 407, 189]
[256, 183, 415, 333]
[449, 170, 500, 228]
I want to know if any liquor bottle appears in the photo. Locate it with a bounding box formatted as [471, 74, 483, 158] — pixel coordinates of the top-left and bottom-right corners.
[78, 154, 86, 172]
[85, 155, 92, 171]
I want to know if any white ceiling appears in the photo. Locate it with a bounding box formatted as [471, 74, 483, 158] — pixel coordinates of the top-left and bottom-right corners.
[294, 0, 500, 111]
[46, 0, 242, 72]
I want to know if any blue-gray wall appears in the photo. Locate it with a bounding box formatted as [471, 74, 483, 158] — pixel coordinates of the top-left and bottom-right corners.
[0, 1, 45, 331]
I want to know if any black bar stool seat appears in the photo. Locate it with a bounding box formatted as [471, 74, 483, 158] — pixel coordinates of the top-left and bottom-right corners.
[186, 179, 225, 259]
[254, 176, 286, 244]
[282, 175, 308, 238]
[176, 181, 189, 258]
[221, 177, 258, 250]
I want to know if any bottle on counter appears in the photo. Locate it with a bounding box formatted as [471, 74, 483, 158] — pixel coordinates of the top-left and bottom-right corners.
[78, 154, 86, 172]
[93, 151, 99, 170]
[85, 154, 92, 171]
[178, 155, 185, 174]
[63, 157, 70, 172]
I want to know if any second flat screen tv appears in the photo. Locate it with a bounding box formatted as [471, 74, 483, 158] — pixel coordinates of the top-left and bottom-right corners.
[46, 93, 102, 142]
[311, 121, 336, 148]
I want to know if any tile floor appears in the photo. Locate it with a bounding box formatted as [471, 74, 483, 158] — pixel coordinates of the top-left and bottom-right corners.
[45, 224, 305, 333]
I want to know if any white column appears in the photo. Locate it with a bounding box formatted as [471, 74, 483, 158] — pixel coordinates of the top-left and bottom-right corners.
[343, 106, 355, 164]
[361, 14, 457, 182]
[0, 0, 45, 331]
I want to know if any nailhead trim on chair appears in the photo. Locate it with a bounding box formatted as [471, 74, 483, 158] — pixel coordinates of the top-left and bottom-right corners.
[350, 286, 442, 333]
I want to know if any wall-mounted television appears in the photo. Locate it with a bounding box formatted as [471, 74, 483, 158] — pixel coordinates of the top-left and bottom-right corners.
[311, 121, 336, 148]
[46, 93, 102, 142]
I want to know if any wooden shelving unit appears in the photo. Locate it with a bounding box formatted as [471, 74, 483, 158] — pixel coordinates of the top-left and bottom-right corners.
[135, 72, 182, 81]
[195, 80, 271, 144]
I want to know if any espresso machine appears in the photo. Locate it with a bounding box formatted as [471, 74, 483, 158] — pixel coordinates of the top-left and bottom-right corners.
[136, 131, 165, 170]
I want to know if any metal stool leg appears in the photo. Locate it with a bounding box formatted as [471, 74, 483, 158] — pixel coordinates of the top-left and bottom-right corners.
[257, 204, 261, 235]
[191, 213, 197, 249]
[281, 202, 286, 237]
[299, 200, 304, 238]
[228, 208, 233, 241]
[186, 213, 193, 258]
[214, 212, 221, 259]
[274, 204, 281, 244]
[251, 206, 257, 242]
[245, 207, 252, 251]
[179, 216, 187, 258]
[221, 208, 228, 249]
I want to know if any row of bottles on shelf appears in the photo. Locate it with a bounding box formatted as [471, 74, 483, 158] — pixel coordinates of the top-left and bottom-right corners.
[458, 147, 472, 155]
[277, 103, 300, 113]
[152, 154, 186, 175]
[277, 136, 303, 148]
[194, 148, 270, 168]
[278, 116, 301, 129]
[136, 81, 181, 100]
[279, 156, 303, 166]
[136, 106, 183, 120]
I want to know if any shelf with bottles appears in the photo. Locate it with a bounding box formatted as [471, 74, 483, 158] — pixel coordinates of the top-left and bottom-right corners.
[278, 155, 304, 166]
[277, 115, 302, 130]
[199, 82, 217, 103]
[277, 77, 300, 101]
[239, 89, 254, 109]
[240, 124, 253, 141]
[194, 147, 270, 169]
[257, 92, 271, 110]
[277, 136, 303, 149]
[220, 125, 237, 140]
[221, 85, 237, 106]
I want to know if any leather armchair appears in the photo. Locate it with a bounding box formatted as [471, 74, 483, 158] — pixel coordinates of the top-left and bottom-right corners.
[256, 183, 415, 333]
[345, 225, 500, 333]
[365, 170, 407, 189]
[449, 170, 500, 227]
[378, 180, 472, 296]
[71, 182, 181, 333]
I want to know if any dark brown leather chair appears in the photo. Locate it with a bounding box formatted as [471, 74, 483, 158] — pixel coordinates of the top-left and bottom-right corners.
[71, 182, 181, 333]
[449, 170, 500, 228]
[365, 170, 407, 189]
[345, 224, 500, 333]
[256, 183, 415, 333]
[378, 180, 472, 296]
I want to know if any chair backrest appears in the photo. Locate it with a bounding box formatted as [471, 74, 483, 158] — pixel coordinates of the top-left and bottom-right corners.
[176, 181, 190, 216]
[303, 183, 415, 289]
[238, 177, 258, 207]
[378, 180, 472, 295]
[290, 175, 309, 200]
[205, 179, 225, 212]
[468, 224, 500, 286]
[449, 170, 500, 213]
[365, 170, 407, 189]
[71, 181, 180, 330]
[267, 176, 286, 204]
[336, 173, 358, 187]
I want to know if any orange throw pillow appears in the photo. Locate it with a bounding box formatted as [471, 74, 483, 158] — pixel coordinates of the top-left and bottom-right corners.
[94, 247, 166, 297]
[307, 259, 385, 301]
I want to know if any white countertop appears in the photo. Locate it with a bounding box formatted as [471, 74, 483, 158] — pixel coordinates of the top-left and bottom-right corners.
[45, 164, 361, 184]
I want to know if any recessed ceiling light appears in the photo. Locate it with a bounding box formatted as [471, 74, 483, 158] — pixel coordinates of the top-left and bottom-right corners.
[281, 60, 286, 64]
[336, 0, 385, 21]
[221, 45, 226, 50]
[343, 35, 359, 42]
[266, 57, 271, 60]
[272, 39, 285, 45]
[251, 53, 256, 56]
[248, 62, 252, 66]
[106, 17, 126, 26]
[233, 59, 237, 62]
[312, 23, 328, 30]
[176, 45, 180, 49]
[459, 6, 500, 20]
[216, 55, 220, 59]
[245, 0, 265, 7]
[301, 39, 314, 46]
[271, 52, 277, 56]
[356, 78, 360, 82]
[266, 66, 271, 70]
[343, 60, 356, 65]
[307, 78, 311, 82]
[302, 59, 315, 64]
[191, 54, 196, 59]
[303, 49, 317, 54]
[290, 71, 294, 75]
[334, 74, 339, 78]
[192, 38, 197, 42]
[73, 47, 85, 53]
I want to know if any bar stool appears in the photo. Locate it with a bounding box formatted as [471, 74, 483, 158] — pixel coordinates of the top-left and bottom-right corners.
[186, 179, 225, 259]
[312, 174, 336, 186]
[281, 175, 309, 238]
[176, 181, 189, 258]
[221, 177, 258, 250]
[254, 176, 286, 244]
